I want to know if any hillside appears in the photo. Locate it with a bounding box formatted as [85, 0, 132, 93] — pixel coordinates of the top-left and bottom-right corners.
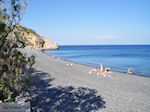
[11, 25, 58, 50]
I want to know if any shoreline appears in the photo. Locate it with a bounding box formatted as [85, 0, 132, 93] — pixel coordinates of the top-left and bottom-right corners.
[42, 51, 150, 78]
[17, 48, 150, 112]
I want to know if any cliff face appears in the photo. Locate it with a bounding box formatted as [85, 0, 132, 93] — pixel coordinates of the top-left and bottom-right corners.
[14, 26, 58, 50]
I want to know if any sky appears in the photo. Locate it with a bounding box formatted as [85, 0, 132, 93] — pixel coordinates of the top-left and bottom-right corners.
[22, 0, 150, 45]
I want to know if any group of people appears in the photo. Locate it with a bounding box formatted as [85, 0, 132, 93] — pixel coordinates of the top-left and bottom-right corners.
[89, 64, 113, 77]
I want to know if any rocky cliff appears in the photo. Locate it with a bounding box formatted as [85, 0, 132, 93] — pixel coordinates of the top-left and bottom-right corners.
[13, 25, 58, 50]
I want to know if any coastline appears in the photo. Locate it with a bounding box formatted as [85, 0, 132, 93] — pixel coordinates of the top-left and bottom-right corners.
[43, 51, 150, 78]
[17, 48, 150, 112]
[43, 45, 150, 78]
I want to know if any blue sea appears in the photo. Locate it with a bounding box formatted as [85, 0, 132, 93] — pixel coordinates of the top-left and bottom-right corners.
[44, 45, 150, 77]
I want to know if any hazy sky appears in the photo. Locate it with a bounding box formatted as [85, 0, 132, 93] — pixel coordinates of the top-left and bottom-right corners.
[22, 0, 150, 45]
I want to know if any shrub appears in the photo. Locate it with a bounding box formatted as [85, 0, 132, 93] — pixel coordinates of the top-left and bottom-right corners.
[0, 0, 35, 102]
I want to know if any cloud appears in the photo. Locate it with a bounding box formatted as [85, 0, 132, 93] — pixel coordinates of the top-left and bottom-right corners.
[96, 35, 119, 39]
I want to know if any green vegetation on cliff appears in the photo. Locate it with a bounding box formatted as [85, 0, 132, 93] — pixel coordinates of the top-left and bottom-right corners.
[22, 26, 40, 36]
[16, 25, 40, 37]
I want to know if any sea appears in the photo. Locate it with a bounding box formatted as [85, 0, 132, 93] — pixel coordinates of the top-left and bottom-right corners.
[44, 45, 150, 77]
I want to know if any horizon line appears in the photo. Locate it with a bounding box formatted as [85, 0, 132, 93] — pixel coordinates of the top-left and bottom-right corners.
[58, 44, 150, 46]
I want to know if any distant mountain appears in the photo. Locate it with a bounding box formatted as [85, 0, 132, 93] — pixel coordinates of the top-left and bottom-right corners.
[9, 25, 58, 50]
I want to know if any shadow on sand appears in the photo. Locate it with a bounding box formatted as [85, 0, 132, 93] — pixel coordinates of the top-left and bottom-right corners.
[20, 69, 106, 112]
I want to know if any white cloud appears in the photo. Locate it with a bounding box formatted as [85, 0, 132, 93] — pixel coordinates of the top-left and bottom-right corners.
[96, 35, 119, 39]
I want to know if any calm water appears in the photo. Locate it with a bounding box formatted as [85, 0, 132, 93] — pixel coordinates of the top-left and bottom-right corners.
[44, 45, 150, 77]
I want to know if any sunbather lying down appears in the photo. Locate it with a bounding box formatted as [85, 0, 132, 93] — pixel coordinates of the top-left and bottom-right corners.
[89, 67, 98, 74]
[104, 67, 113, 77]
[97, 65, 113, 77]
[89, 64, 113, 77]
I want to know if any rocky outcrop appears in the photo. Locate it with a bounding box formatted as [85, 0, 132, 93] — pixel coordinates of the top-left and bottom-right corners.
[14, 26, 58, 50]
[41, 36, 58, 49]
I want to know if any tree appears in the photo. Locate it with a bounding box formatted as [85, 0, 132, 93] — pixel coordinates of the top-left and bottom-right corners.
[0, 0, 35, 102]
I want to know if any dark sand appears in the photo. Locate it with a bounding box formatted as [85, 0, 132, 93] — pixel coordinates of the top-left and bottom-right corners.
[17, 48, 150, 112]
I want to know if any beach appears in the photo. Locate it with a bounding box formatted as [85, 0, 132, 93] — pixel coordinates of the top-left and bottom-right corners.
[17, 48, 150, 112]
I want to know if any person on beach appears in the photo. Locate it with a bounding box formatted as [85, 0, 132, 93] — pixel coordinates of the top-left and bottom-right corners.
[128, 68, 133, 74]
[89, 64, 113, 77]
[97, 64, 105, 76]
[89, 67, 98, 74]
[91, 67, 98, 72]
[66, 63, 74, 67]
[104, 67, 113, 77]
[97, 66, 113, 77]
